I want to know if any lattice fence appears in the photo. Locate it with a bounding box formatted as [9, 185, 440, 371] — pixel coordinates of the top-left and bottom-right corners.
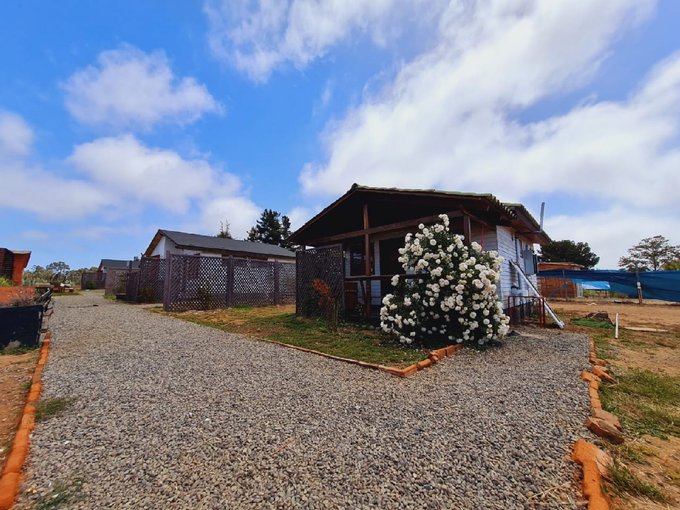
[163, 254, 295, 312]
[134, 258, 166, 303]
[296, 245, 344, 317]
[104, 268, 129, 296]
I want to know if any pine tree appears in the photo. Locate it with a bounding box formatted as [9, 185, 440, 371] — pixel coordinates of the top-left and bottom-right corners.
[216, 220, 232, 239]
[247, 209, 293, 248]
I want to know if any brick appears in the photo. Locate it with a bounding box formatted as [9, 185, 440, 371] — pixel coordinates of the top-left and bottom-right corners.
[585, 417, 624, 444]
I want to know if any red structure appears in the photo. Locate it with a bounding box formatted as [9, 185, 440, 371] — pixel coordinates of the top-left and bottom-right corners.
[538, 262, 583, 299]
[0, 248, 31, 286]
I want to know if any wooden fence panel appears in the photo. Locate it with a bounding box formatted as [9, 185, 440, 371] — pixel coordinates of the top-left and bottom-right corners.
[163, 254, 295, 312]
[295, 246, 344, 317]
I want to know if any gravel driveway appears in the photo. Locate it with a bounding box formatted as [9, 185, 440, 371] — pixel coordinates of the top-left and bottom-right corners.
[19, 292, 589, 509]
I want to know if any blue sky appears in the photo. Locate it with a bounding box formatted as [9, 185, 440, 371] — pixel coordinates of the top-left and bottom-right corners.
[1, 1, 679, 269]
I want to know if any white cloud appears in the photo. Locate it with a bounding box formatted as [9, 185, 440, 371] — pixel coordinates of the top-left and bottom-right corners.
[295, 0, 676, 267]
[197, 196, 261, 239]
[1, 159, 114, 219]
[0, 110, 34, 156]
[63, 45, 221, 130]
[204, 0, 434, 81]
[69, 134, 221, 213]
[0, 113, 260, 230]
[546, 208, 680, 269]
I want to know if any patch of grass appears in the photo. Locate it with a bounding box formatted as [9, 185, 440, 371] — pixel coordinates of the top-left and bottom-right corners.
[168, 307, 435, 367]
[572, 318, 614, 329]
[601, 369, 680, 439]
[610, 443, 649, 464]
[592, 332, 615, 360]
[103, 294, 116, 300]
[35, 397, 74, 422]
[609, 463, 668, 502]
[1, 345, 39, 356]
[32, 478, 82, 510]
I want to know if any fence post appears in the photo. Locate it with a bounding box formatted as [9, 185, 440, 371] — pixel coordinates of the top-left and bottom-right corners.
[295, 251, 300, 315]
[163, 253, 172, 311]
[274, 260, 280, 305]
[227, 256, 234, 307]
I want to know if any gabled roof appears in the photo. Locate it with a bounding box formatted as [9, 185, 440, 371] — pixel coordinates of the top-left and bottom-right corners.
[99, 259, 139, 270]
[290, 184, 550, 245]
[145, 230, 296, 259]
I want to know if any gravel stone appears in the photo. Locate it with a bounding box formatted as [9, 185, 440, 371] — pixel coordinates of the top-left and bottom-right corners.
[18, 292, 590, 509]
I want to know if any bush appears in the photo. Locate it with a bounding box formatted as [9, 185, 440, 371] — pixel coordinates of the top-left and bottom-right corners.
[0, 276, 13, 287]
[380, 214, 510, 346]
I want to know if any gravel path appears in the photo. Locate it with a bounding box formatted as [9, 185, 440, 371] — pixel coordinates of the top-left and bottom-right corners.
[19, 292, 590, 509]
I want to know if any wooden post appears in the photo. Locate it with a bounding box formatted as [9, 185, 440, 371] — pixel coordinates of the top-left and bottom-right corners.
[162, 252, 172, 311]
[295, 251, 300, 316]
[463, 213, 472, 246]
[227, 256, 235, 307]
[273, 260, 280, 305]
[363, 203, 371, 318]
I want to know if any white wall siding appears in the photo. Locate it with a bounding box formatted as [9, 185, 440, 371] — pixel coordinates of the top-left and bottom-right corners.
[496, 226, 517, 305]
[150, 237, 166, 258]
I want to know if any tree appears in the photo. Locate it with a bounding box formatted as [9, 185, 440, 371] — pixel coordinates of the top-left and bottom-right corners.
[45, 261, 70, 284]
[216, 220, 232, 239]
[247, 209, 293, 248]
[619, 235, 680, 272]
[663, 260, 680, 271]
[540, 240, 600, 269]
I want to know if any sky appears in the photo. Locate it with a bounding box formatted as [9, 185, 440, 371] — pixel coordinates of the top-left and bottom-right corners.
[1, 0, 679, 269]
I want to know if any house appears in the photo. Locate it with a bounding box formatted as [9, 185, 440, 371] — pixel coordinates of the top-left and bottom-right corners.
[289, 184, 551, 318]
[0, 248, 31, 286]
[143, 229, 296, 262]
[98, 259, 140, 272]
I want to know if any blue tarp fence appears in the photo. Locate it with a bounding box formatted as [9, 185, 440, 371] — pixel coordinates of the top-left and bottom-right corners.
[538, 269, 680, 303]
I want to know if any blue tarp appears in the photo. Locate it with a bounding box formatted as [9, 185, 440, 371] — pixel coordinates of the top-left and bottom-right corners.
[538, 269, 680, 303]
[580, 281, 610, 291]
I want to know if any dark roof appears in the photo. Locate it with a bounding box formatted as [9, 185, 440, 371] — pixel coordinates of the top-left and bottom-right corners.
[99, 259, 139, 270]
[503, 203, 551, 244]
[290, 184, 550, 245]
[147, 230, 296, 259]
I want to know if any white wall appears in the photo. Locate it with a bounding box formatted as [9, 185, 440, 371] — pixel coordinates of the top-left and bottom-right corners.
[496, 226, 517, 305]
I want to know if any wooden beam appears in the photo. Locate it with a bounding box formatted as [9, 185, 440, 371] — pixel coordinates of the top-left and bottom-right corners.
[463, 213, 472, 246]
[305, 210, 465, 246]
[363, 203, 371, 318]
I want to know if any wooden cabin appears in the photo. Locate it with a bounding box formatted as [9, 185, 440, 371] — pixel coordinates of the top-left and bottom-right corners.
[290, 184, 551, 318]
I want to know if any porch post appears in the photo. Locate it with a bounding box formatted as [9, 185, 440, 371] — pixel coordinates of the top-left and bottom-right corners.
[363, 203, 371, 318]
[463, 212, 472, 246]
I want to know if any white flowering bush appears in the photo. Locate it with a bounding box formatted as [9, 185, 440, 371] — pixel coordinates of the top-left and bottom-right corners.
[380, 214, 510, 346]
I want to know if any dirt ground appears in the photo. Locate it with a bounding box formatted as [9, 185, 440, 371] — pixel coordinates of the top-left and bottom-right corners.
[551, 299, 680, 330]
[553, 300, 680, 376]
[0, 350, 39, 467]
[551, 299, 680, 509]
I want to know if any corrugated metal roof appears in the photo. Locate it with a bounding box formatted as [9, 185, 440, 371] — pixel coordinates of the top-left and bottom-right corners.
[159, 230, 296, 258]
